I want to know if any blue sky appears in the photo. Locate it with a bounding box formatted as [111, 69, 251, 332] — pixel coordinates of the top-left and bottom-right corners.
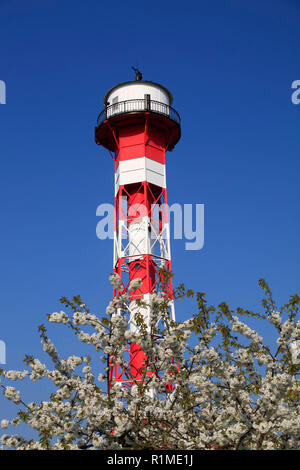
[0, 0, 299, 421]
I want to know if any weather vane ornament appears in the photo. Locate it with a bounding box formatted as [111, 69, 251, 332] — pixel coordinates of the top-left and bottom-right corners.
[131, 66, 142, 81]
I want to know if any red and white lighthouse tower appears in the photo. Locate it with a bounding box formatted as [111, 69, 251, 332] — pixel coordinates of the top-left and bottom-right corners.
[95, 73, 181, 389]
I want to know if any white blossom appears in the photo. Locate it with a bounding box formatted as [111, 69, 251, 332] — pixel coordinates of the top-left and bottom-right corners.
[109, 273, 122, 289]
[48, 311, 69, 324]
[3, 387, 21, 404]
[128, 278, 142, 291]
[3, 371, 28, 381]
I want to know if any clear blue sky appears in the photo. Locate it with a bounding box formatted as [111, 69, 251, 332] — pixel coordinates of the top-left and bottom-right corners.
[0, 0, 299, 421]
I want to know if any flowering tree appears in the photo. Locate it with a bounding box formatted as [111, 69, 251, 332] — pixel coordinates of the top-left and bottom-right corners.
[0, 276, 300, 450]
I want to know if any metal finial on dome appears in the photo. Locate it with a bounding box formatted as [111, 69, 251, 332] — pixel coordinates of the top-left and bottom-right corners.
[131, 66, 142, 81]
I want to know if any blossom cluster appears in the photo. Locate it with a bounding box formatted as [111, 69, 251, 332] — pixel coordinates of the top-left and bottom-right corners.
[0, 278, 299, 450]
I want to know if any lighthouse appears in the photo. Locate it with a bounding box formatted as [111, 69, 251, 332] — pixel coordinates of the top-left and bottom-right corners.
[95, 72, 181, 389]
